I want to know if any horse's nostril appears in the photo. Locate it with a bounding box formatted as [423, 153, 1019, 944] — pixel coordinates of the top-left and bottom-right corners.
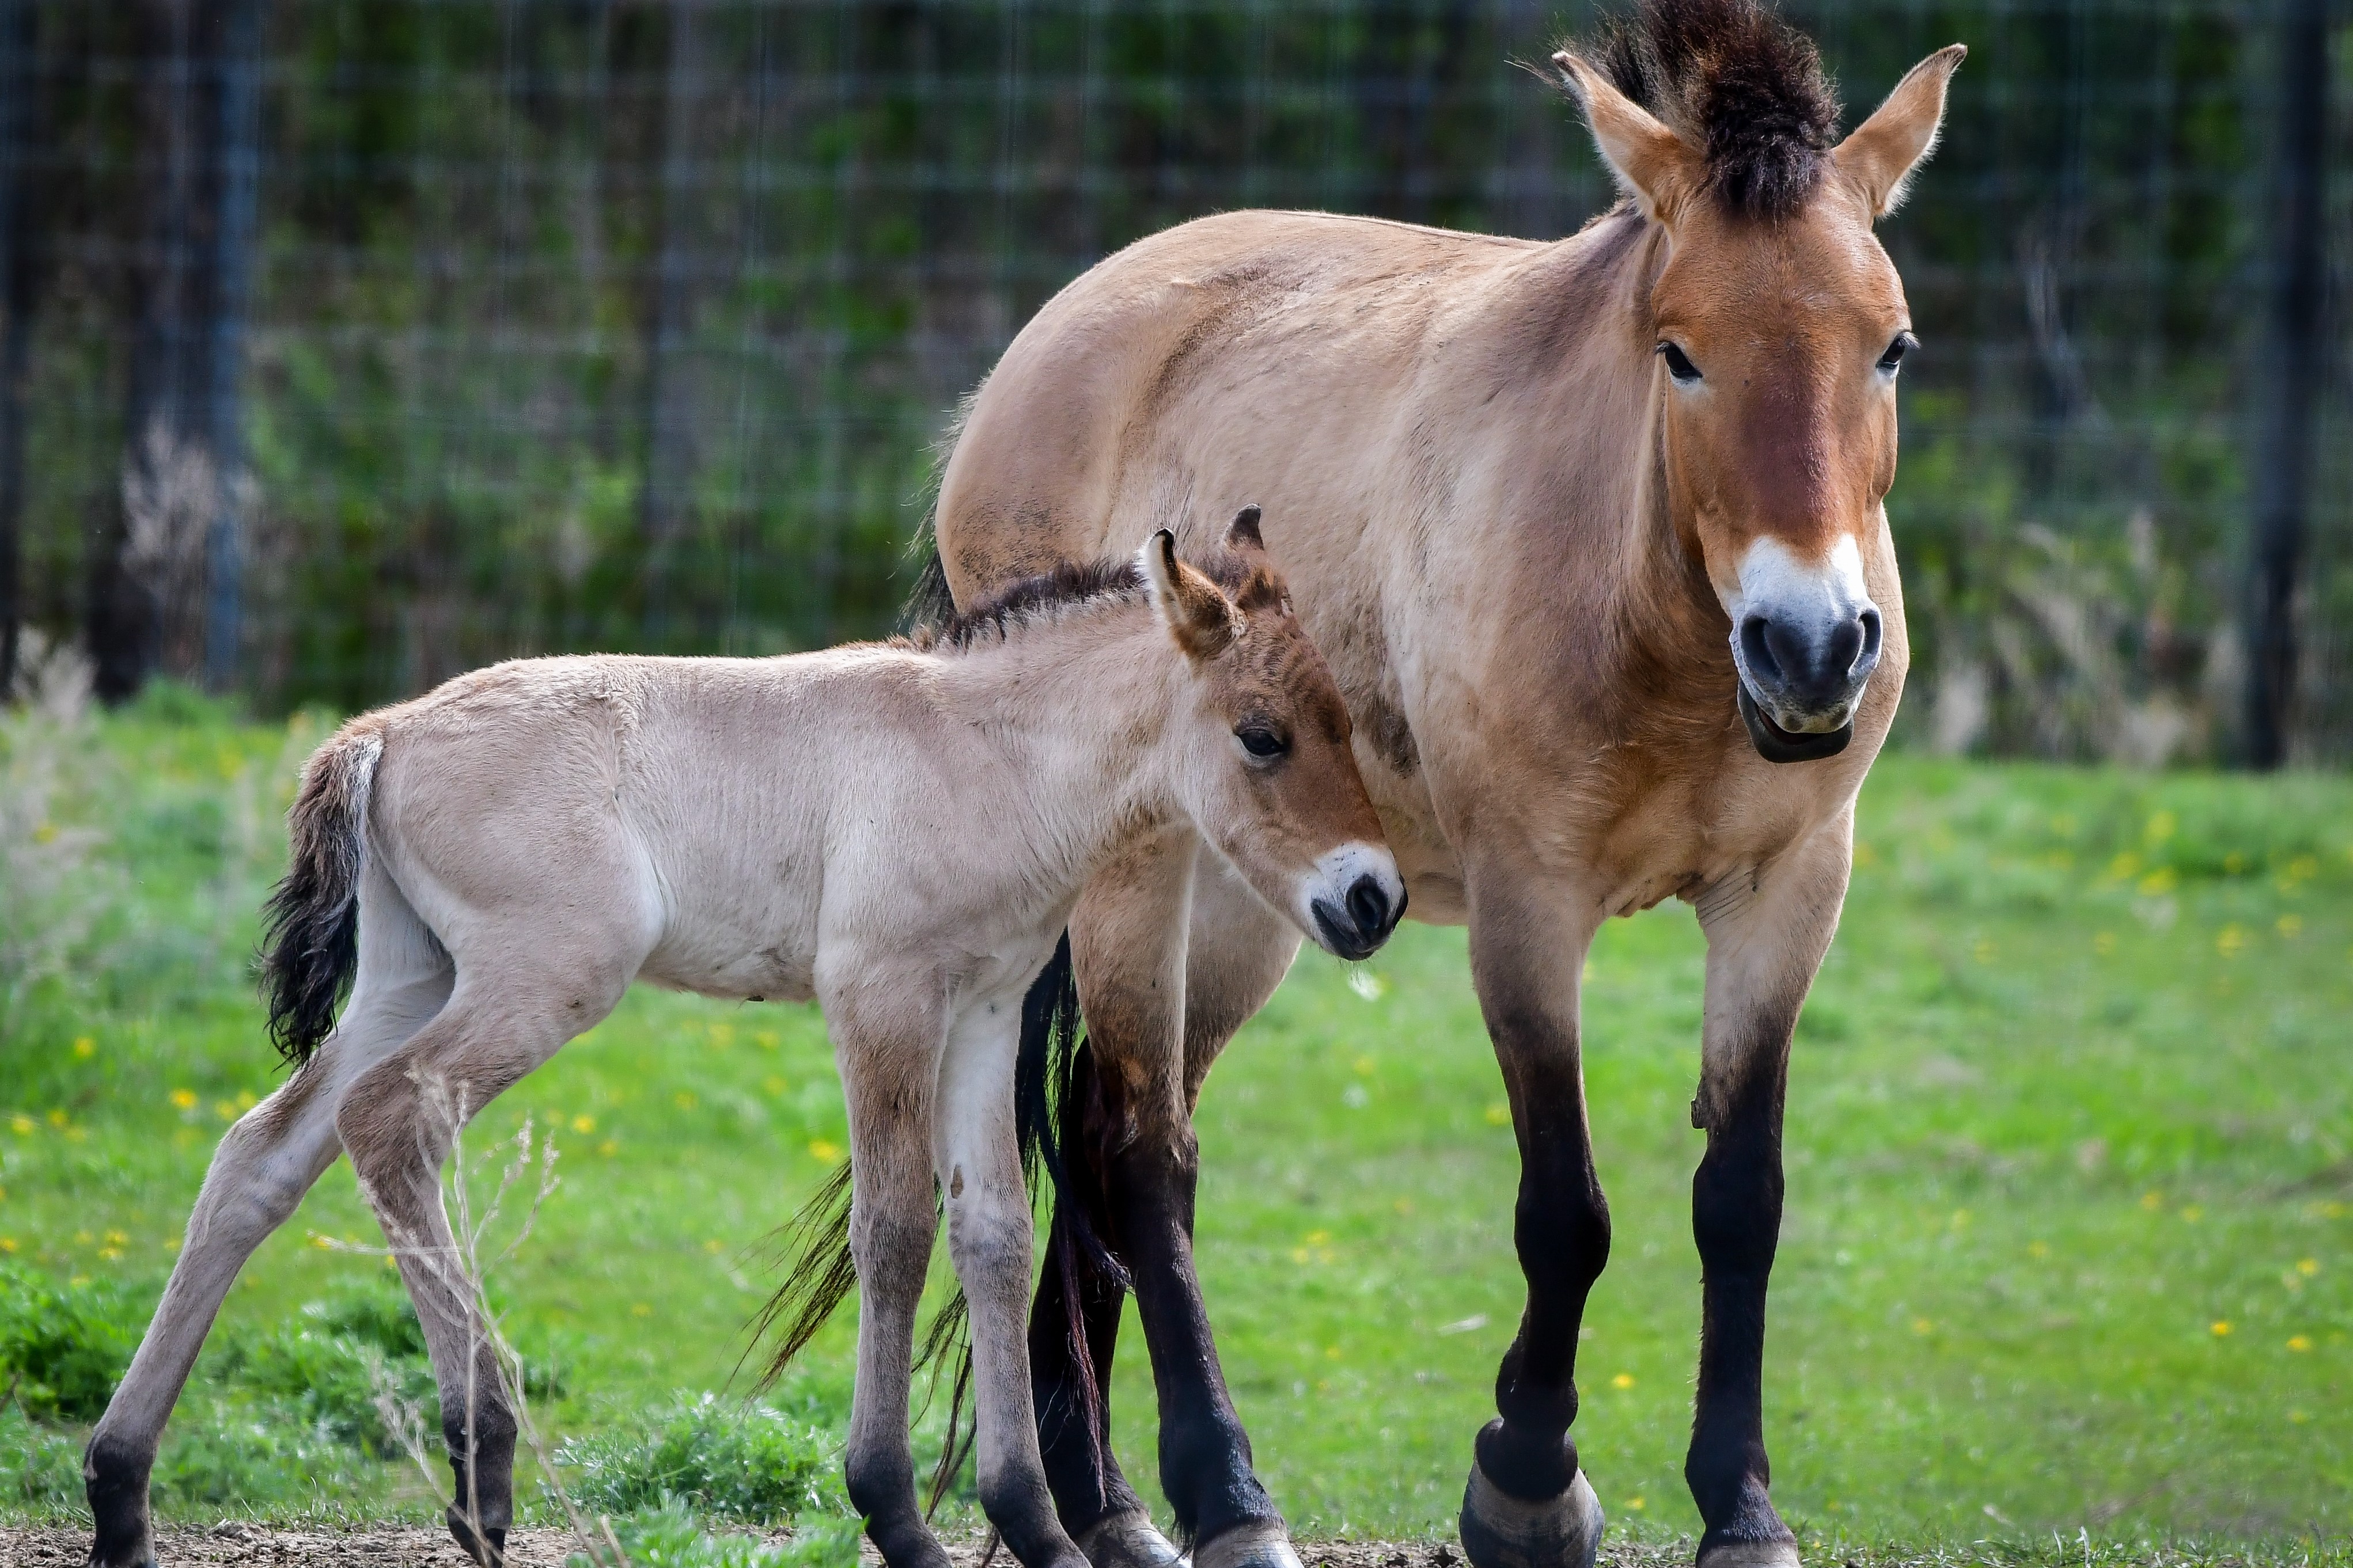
[1856, 608, 1884, 667]
[1739, 616, 1781, 683]
[1346, 874, 1390, 939]
[1822, 616, 1864, 681]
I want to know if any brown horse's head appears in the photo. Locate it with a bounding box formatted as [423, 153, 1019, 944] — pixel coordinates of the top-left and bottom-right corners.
[1556, 1, 1962, 762]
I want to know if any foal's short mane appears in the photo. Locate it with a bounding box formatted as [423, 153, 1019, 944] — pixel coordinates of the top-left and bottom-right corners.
[900, 546, 1284, 654]
[1577, 0, 1841, 221]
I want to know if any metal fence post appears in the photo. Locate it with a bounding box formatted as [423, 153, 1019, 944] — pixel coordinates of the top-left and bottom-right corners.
[2244, 0, 2331, 768]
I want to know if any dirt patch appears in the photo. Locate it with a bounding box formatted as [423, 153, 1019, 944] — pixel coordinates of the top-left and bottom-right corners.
[0, 1529, 1697, 1568]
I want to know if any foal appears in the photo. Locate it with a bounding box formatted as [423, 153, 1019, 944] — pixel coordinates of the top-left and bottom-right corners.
[83, 517, 1404, 1568]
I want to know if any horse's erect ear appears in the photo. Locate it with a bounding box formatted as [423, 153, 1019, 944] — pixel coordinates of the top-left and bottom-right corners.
[1553, 50, 1699, 226]
[1834, 44, 1967, 218]
[1225, 504, 1264, 552]
[1139, 529, 1239, 662]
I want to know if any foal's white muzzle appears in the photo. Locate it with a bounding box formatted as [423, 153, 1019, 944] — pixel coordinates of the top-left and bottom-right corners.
[1299, 842, 1407, 960]
[1725, 536, 1884, 745]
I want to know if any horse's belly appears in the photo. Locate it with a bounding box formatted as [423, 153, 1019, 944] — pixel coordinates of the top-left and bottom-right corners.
[641, 895, 820, 1003]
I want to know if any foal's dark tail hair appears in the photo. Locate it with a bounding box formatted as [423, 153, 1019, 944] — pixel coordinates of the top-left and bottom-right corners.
[751, 933, 1130, 1512]
[259, 725, 384, 1068]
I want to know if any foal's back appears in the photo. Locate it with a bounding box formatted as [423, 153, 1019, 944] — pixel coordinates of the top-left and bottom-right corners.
[361, 647, 1000, 1005]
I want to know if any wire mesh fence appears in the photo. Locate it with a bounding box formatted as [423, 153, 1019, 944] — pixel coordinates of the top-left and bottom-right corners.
[0, 0, 2346, 761]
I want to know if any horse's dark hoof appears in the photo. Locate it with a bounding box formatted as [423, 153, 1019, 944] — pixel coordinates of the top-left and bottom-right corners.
[84, 1531, 157, 1568]
[1077, 1510, 1188, 1568]
[1191, 1518, 1303, 1568]
[1458, 1460, 1603, 1568]
[1695, 1542, 1800, 1568]
[84, 1434, 157, 1568]
[446, 1508, 507, 1567]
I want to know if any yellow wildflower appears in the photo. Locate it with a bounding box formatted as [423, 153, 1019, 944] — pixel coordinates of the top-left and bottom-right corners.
[72, 1037, 95, 1059]
[2210, 1320, 2231, 1337]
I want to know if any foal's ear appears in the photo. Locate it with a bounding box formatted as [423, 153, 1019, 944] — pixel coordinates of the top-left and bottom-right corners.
[1553, 50, 1699, 226]
[1225, 504, 1265, 552]
[1139, 529, 1240, 662]
[1835, 44, 1967, 218]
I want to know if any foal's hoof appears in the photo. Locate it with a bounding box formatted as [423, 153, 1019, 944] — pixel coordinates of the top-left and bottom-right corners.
[84, 1436, 157, 1568]
[1458, 1460, 1604, 1568]
[1078, 1510, 1188, 1568]
[1695, 1541, 1801, 1568]
[1192, 1518, 1304, 1568]
[446, 1508, 508, 1567]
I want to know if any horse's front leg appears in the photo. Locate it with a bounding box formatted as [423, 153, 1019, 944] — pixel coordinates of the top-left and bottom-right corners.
[1052, 835, 1305, 1568]
[1684, 817, 1853, 1568]
[1458, 870, 1609, 1568]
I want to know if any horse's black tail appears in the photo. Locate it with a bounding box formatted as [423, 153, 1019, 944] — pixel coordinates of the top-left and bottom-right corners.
[750, 1160, 858, 1391]
[1016, 935, 1130, 1290]
[259, 725, 383, 1067]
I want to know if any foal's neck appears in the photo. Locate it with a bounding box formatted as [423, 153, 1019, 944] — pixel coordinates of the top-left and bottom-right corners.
[934, 610, 1189, 884]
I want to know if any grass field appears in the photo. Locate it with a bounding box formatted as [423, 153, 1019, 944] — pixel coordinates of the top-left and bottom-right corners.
[1, 693, 2347, 1552]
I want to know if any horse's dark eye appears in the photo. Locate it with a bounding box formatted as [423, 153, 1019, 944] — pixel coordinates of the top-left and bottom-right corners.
[1878, 332, 1918, 373]
[1657, 342, 1701, 384]
[1237, 725, 1289, 759]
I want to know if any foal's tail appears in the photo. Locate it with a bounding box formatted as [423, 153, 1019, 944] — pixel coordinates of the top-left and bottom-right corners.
[260, 724, 384, 1068]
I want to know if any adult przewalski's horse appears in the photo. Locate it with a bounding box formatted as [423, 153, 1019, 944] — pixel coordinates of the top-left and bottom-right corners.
[81, 525, 1404, 1568]
[924, 5, 1964, 1568]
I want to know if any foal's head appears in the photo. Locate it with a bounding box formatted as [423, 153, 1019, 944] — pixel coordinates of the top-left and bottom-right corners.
[1140, 510, 1405, 959]
[1556, 0, 1962, 761]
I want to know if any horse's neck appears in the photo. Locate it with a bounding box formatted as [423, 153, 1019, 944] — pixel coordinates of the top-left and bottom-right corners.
[933, 615, 1185, 882]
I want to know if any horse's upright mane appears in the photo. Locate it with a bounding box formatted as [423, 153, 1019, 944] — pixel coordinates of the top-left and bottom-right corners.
[1583, 0, 1841, 221]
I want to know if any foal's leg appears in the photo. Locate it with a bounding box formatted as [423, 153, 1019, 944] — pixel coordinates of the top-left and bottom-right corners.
[86, 867, 451, 1568]
[828, 974, 956, 1568]
[1456, 863, 1609, 1568]
[1682, 819, 1852, 1568]
[938, 994, 1088, 1568]
[337, 951, 631, 1567]
[1048, 840, 1305, 1568]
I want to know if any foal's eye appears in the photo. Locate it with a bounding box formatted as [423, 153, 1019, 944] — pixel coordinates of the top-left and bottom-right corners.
[1877, 332, 1918, 374]
[1657, 341, 1702, 384]
[1236, 725, 1289, 760]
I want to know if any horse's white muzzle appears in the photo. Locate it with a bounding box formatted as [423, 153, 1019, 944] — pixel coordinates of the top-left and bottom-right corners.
[1299, 842, 1405, 960]
[1726, 536, 1883, 739]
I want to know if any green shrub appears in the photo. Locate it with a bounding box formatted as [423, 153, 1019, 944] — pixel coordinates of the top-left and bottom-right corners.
[0, 1403, 84, 1510]
[148, 1390, 378, 1510]
[575, 1501, 862, 1568]
[554, 1394, 842, 1524]
[0, 1263, 141, 1422]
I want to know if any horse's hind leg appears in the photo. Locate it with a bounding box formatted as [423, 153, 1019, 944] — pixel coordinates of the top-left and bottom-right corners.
[336, 953, 627, 1567]
[85, 867, 452, 1568]
[1044, 838, 1304, 1568]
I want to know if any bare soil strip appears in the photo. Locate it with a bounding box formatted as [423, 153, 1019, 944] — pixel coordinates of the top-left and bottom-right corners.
[0, 1529, 1658, 1568]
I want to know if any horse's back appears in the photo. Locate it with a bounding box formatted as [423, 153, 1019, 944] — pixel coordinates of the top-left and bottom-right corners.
[937, 208, 1544, 597]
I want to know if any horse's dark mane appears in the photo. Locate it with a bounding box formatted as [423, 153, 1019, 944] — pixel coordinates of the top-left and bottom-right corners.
[900, 557, 1146, 654]
[1584, 0, 1840, 221]
[898, 544, 1282, 654]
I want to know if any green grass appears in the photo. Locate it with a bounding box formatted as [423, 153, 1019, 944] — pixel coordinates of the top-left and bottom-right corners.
[0, 695, 2346, 1550]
